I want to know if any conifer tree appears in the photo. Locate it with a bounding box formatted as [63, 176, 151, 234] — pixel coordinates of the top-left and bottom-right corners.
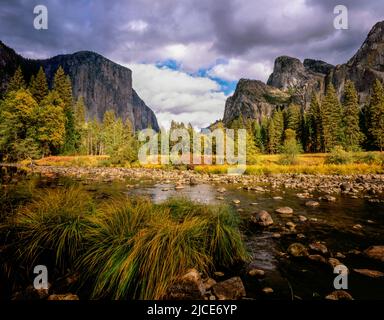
[7, 66, 26, 93]
[267, 109, 284, 154]
[321, 83, 344, 152]
[29, 66, 48, 103]
[368, 79, 384, 151]
[307, 94, 323, 152]
[343, 80, 364, 151]
[53, 66, 76, 153]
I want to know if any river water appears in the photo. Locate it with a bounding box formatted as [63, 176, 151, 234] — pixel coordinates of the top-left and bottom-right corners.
[1, 166, 384, 300]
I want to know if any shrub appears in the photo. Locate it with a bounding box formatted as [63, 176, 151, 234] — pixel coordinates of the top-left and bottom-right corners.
[325, 146, 352, 164]
[278, 129, 302, 165]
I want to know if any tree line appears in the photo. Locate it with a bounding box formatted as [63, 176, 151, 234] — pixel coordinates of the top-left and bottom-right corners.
[227, 80, 384, 157]
[0, 66, 138, 163]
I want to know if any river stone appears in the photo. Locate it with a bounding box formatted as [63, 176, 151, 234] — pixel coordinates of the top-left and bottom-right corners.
[287, 243, 308, 257]
[273, 196, 283, 200]
[305, 200, 320, 207]
[217, 187, 226, 193]
[262, 287, 274, 294]
[340, 182, 352, 192]
[167, 269, 205, 300]
[275, 207, 294, 215]
[364, 246, 384, 263]
[175, 185, 185, 190]
[47, 293, 79, 300]
[212, 277, 246, 300]
[250, 210, 274, 227]
[189, 177, 198, 185]
[328, 258, 344, 270]
[353, 269, 384, 278]
[232, 199, 241, 204]
[309, 242, 328, 255]
[299, 215, 308, 222]
[203, 278, 217, 291]
[308, 254, 327, 264]
[286, 221, 296, 230]
[325, 290, 353, 300]
[321, 195, 336, 202]
[248, 269, 265, 278]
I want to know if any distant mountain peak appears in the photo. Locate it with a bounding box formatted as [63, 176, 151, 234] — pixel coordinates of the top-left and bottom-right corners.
[0, 41, 159, 131]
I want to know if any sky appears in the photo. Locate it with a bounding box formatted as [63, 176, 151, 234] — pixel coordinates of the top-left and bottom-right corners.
[1, 0, 383, 129]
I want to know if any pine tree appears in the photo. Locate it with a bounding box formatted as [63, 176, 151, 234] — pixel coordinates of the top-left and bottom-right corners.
[321, 83, 344, 152]
[267, 109, 284, 153]
[7, 67, 26, 93]
[343, 80, 364, 151]
[285, 104, 302, 135]
[245, 119, 259, 164]
[33, 91, 66, 156]
[74, 97, 87, 153]
[307, 94, 323, 152]
[368, 79, 384, 151]
[29, 66, 48, 103]
[0, 89, 40, 160]
[53, 66, 76, 153]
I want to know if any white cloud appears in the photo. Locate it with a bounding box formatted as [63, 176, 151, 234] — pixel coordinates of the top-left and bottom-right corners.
[208, 59, 273, 82]
[125, 63, 228, 129]
[122, 19, 148, 32]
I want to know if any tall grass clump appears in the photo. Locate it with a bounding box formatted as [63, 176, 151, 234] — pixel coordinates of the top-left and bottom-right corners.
[5, 186, 95, 270]
[80, 197, 248, 300]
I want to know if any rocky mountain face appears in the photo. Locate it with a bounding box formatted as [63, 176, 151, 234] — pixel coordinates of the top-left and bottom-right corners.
[223, 20, 384, 126]
[0, 41, 159, 131]
[223, 79, 289, 125]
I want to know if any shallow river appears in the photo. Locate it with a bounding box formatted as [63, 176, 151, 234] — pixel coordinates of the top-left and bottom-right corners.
[1, 166, 384, 300]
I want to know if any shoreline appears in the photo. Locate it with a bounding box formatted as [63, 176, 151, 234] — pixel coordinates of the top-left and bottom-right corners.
[2, 163, 383, 198]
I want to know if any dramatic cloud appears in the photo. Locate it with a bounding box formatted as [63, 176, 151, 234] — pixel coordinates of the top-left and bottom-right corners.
[126, 63, 227, 129]
[1, 0, 383, 128]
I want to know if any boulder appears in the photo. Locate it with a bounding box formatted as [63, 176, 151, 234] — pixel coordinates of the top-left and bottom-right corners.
[305, 200, 320, 207]
[364, 246, 384, 263]
[353, 269, 384, 278]
[47, 293, 79, 300]
[167, 269, 205, 300]
[212, 277, 246, 300]
[309, 242, 328, 255]
[248, 269, 265, 278]
[250, 210, 274, 227]
[287, 243, 308, 257]
[275, 207, 294, 215]
[325, 290, 353, 300]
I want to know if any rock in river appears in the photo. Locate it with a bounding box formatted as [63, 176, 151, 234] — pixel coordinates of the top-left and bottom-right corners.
[325, 290, 353, 300]
[353, 269, 384, 278]
[47, 293, 79, 300]
[275, 207, 294, 215]
[309, 242, 328, 255]
[250, 210, 273, 227]
[248, 269, 265, 278]
[212, 277, 246, 300]
[167, 269, 205, 300]
[287, 243, 308, 257]
[305, 200, 320, 207]
[364, 246, 384, 263]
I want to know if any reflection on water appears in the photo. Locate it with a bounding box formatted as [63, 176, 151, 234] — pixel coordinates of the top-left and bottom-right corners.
[1, 166, 384, 300]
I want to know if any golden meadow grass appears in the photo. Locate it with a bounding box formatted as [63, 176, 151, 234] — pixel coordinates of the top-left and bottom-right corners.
[1, 187, 248, 299]
[21, 152, 384, 175]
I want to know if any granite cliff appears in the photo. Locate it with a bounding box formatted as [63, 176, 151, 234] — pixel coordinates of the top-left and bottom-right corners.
[0, 41, 159, 131]
[223, 21, 384, 126]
